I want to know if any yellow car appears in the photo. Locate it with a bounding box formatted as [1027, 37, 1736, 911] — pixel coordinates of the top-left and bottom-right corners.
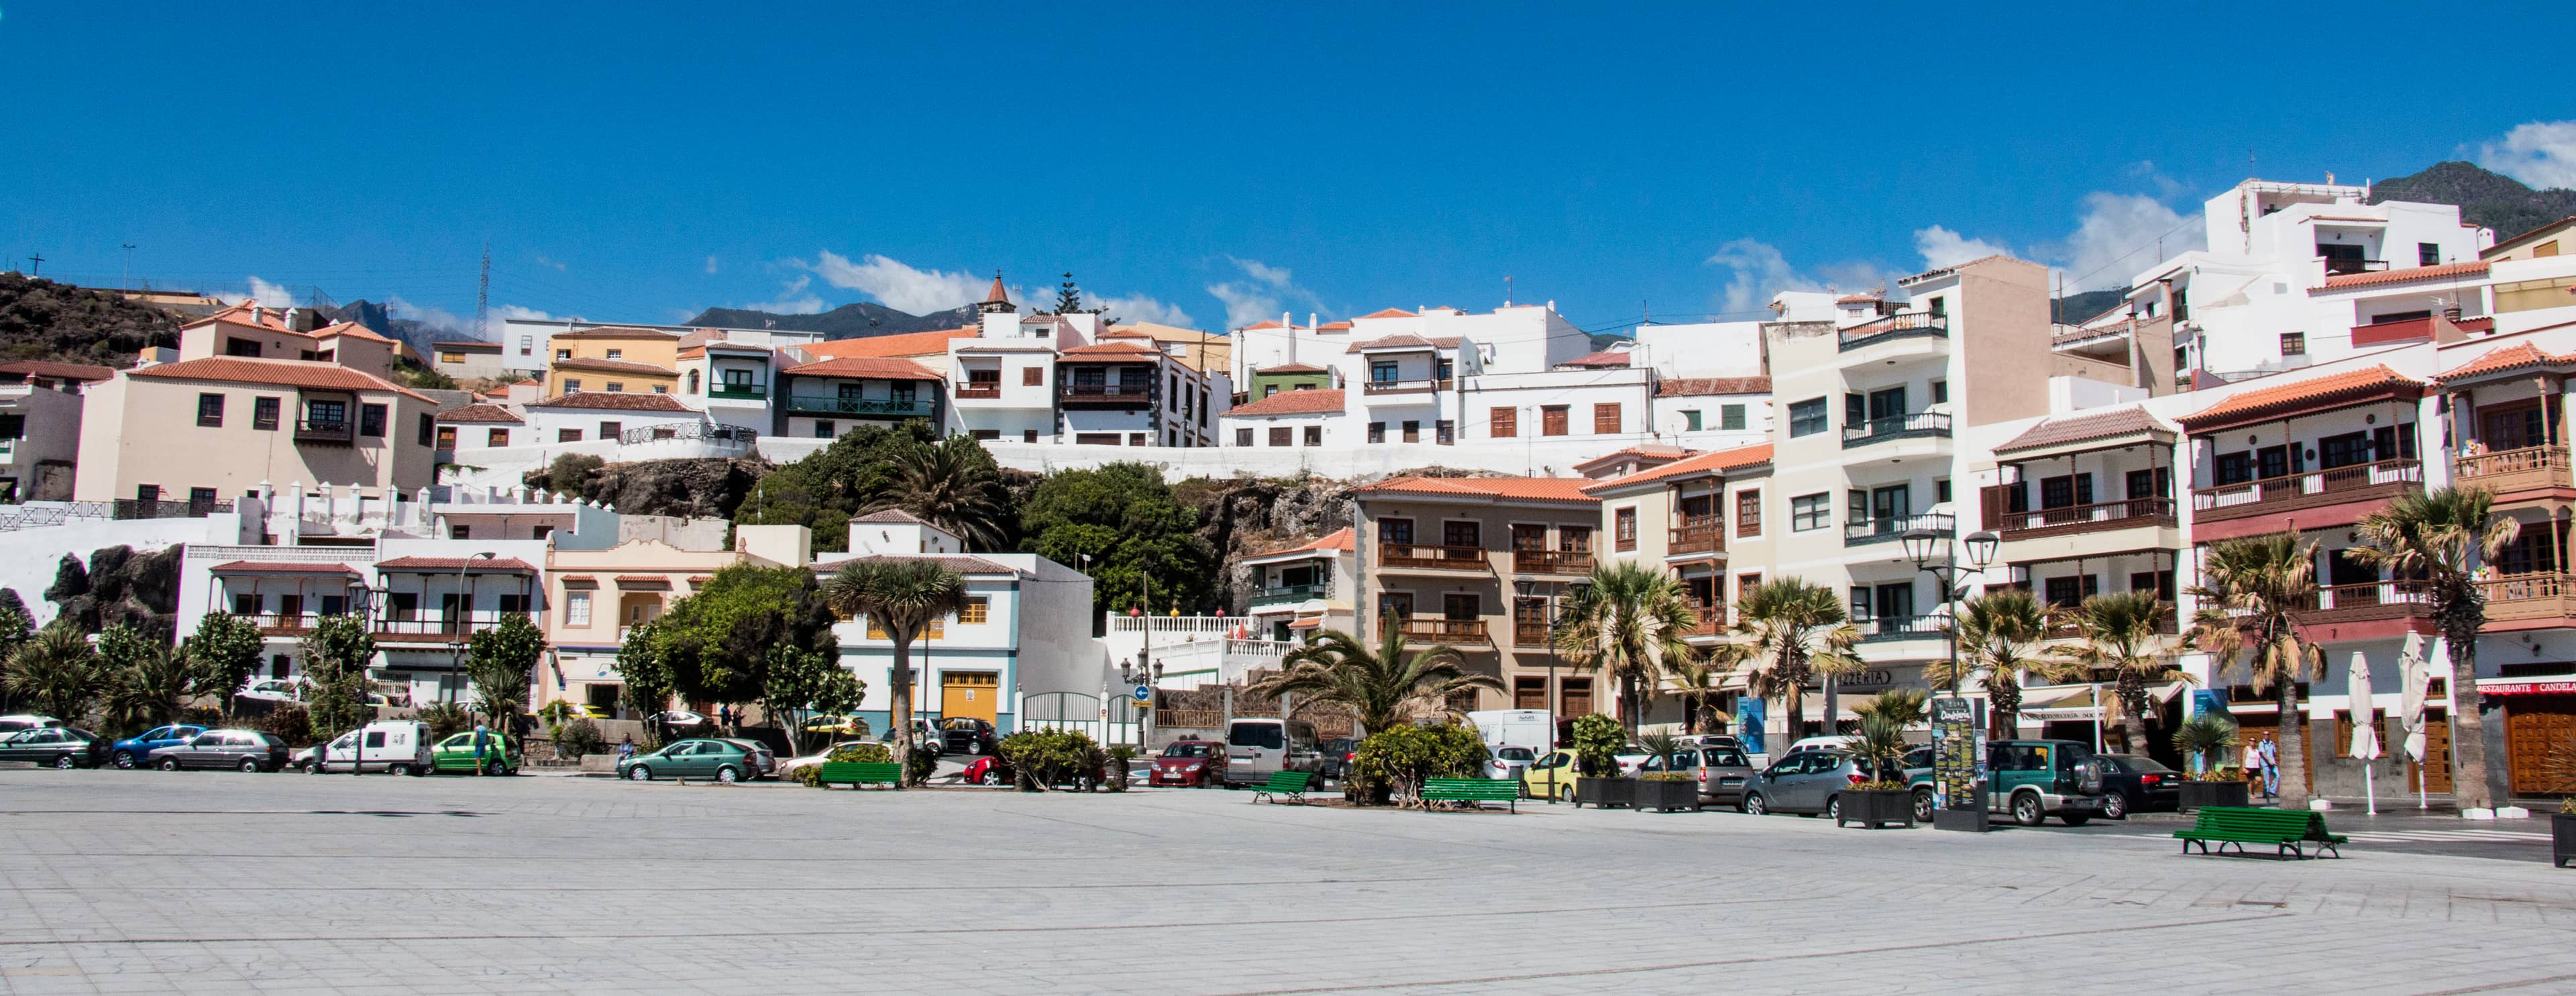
[1521, 749, 1582, 802]
[803, 715, 869, 737]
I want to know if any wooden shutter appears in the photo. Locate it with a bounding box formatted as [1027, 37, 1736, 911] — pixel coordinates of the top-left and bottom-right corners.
[1491, 407, 1516, 438]
[1593, 403, 1621, 434]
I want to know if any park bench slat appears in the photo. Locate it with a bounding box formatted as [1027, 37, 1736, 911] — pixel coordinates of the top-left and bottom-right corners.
[1421, 777, 1519, 813]
[1251, 771, 1313, 805]
[816, 762, 905, 789]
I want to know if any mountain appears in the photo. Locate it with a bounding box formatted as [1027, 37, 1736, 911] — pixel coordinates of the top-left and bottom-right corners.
[2371, 161, 2576, 244]
[325, 299, 448, 359]
[0, 274, 183, 366]
[2052, 288, 2129, 325]
[680, 301, 979, 340]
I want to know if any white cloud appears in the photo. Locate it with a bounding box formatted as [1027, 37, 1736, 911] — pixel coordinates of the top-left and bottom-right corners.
[1913, 226, 2012, 270]
[704, 255, 719, 275]
[741, 275, 824, 315]
[534, 254, 568, 272]
[806, 252, 995, 315]
[1704, 239, 1824, 315]
[1232, 257, 1293, 288]
[1093, 293, 1194, 328]
[2049, 192, 2203, 292]
[2478, 119, 2576, 190]
[386, 297, 560, 340]
[242, 276, 294, 307]
[1204, 257, 1326, 330]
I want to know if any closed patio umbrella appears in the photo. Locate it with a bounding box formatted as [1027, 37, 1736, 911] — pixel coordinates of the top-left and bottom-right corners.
[2398, 632, 2430, 810]
[2347, 651, 2379, 815]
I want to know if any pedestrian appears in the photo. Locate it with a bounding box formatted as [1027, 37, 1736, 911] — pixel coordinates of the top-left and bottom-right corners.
[472, 724, 490, 777]
[619, 734, 636, 760]
[2256, 736, 2280, 799]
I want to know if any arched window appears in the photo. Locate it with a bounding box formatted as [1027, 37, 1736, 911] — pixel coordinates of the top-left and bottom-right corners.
[686, 369, 702, 394]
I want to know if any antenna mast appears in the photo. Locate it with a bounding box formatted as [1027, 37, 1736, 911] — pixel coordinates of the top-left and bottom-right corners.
[473, 242, 491, 337]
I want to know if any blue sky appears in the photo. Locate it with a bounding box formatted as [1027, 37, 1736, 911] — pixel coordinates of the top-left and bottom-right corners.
[5, 3, 2573, 337]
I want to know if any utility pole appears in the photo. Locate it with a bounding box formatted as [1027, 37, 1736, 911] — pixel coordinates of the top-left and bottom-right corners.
[121, 244, 136, 292]
[473, 243, 491, 337]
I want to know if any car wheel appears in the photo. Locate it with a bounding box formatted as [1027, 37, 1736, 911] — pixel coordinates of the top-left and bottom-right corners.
[966, 742, 983, 756]
[1825, 796, 1843, 823]
[388, 763, 412, 777]
[2102, 792, 2129, 820]
[716, 766, 741, 784]
[2012, 791, 2045, 827]
[1558, 784, 1574, 803]
[1743, 792, 1768, 816]
[307, 761, 324, 775]
[1911, 789, 1935, 823]
[239, 758, 261, 773]
[157, 758, 180, 771]
[628, 766, 652, 781]
[52, 754, 76, 770]
[113, 750, 136, 770]
[979, 770, 999, 785]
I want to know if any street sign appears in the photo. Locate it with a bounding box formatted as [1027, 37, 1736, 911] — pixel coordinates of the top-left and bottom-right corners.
[1131, 685, 1153, 703]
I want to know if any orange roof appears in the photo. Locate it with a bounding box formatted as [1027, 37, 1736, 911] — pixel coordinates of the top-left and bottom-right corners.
[1356, 307, 1415, 320]
[984, 272, 1010, 305]
[1058, 341, 1164, 357]
[1250, 527, 1355, 560]
[781, 356, 943, 381]
[1560, 350, 1631, 368]
[1582, 444, 1772, 493]
[1224, 388, 1344, 417]
[313, 321, 393, 344]
[437, 403, 523, 424]
[1256, 362, 1327, 375]
[1355, 475, 1599, 505]
[1570, 444, 1695, 475]
[2177, 364, 2427, 432]
[2317, 260, 2488, 291]
[1240, 320, 1284, 330]
[553, 356, 678, 376]
[1317, 320, 1354, 331]
[127, 356, 434, 403]
[2436, 342, 2576, 383]
[801, 328, 977, 359]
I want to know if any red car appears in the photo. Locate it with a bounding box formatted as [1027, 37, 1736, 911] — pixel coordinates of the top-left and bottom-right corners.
[1149, 740, 1228, 787]
[962, 756, 1008, 785]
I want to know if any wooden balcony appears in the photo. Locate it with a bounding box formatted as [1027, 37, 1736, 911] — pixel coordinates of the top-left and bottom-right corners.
[1511, 549, 1593, 575]
[1513, 622, 1551, 648]
[1378, 544, 1488, 570]
[1681, 602, 1723, 637]
[1668, 519, 1725, 555]
[1390, 617, 1488, 644]
[2192, 458, 2421, 524]
[1996, 498, 2176, 541]
[294, 417, 353, 446]
[2452, 445, 2569, 499]
[1058, 383, 1153, 407]
[372, 611, 524, 644]
[2478, 572, 2576, 624]
[1361, 378, 1448, 395]
[955, 383, 1002, 399]
[2296, 580, 2431, 626]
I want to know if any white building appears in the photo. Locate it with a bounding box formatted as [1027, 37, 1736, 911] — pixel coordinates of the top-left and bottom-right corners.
[1238, 527, 1356, 644]
[0, 362, 101, 501]
[498, 316, 826, 380]
[519, 392, 708, 445]
[1220, 387, 1349, 448]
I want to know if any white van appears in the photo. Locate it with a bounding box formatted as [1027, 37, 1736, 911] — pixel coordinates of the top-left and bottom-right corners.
[309, 720, 433, 775]
[1222, 717, 1322, 786]
[1468, 709, 1551, 780]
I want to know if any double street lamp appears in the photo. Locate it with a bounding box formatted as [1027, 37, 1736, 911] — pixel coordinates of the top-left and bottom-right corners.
[1901, 528, 1998, 698]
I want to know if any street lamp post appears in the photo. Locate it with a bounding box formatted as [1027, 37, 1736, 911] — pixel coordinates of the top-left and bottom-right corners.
[449, 552, 498, 707]
[1902, 528, 1997, 699]
[1515, 577, 1589, 803]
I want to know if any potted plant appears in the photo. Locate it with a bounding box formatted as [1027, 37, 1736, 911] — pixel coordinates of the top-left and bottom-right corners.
[1633, 732, 1701, 812]
[2170, 713, 2249, 811]
[1570, 714, 1633, 809]
[1837, 711, 1916, 828]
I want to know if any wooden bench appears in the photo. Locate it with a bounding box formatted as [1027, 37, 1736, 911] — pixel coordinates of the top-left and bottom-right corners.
[1421, 777, 1520, 813]
[2174, 805, 2347, 859]
[816, 761, 905, 789]
[1250, 770, 1313, 805]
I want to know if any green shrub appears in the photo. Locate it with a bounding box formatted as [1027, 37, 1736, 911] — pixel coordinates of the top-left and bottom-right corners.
[832, 742, 894, 764]
[1641, 772, 1694, 783]
[2170, 713, 2241, 781]
[1351, 724, 1488, 807]
[1570, 713, 1625, 777]
[256, 703, 313, 748]
[417, 703, 470, 740]
[1106, 745, 1136, 793]
[996, 729, 1099, 791]
[554, 718, 604, 759]
[905, 745, 941, 785]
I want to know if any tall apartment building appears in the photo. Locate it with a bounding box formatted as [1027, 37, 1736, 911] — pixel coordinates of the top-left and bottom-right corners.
[1350, 477, 1601, 721]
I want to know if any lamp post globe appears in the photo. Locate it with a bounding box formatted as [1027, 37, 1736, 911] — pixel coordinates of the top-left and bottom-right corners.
[1964, 530, 2001, 570]
[1901, 526, 1941, 568]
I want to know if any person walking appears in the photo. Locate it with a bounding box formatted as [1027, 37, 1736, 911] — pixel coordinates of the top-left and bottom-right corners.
[2256, 736, 2280, 801]
[472, 724, 490, 777]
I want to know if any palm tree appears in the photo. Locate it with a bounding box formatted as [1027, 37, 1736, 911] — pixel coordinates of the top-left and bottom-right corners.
[1929, 589, 2052, 742]
[1712, 578, 1863, 744]
[103, 644, 197, 734]
[5, 625, 103, 724]
[866, 436, 1012, 551]
[1664, 656, 1726, 734]
[2049, 591, 2192, 755]
[2345, 487, 2518, 811]
[822, 558, 968, 782]
[1249, 628, 1501, 736]
[2188, 532, 2326, 807]
[1554, 562, 1701, 733]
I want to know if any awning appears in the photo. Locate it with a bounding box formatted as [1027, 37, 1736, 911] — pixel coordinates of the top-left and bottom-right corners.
[560, 576, 599, 589]
[1289, 616, 1323, 629]
[2150, 680, 2189, 704]
[615, 575, 672, 591]
[2020, 685, 2100, 709]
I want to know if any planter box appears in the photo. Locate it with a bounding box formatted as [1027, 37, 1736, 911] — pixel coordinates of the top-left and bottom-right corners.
[1836, 789, 1915, 829]
[1574, 777, 1634, 809]
[1634, 778, 1701, 813]
[2555, 812, 2575, 869]
[2178, 780, 2250, 813]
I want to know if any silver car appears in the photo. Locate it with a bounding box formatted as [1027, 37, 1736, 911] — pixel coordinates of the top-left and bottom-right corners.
[1640, 745, 1758, 805]
[1739, 750, 1897, 820]
[146, 729, 290, 773]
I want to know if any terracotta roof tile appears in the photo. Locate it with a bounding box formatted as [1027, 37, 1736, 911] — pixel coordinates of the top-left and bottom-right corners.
[1992, 406, 2171, 455]
[1249, 527, 1355, 559]
[2177, 364, 2427, 432]
[781, 356, 943, 381]
[1355, 475, 1599, 504]
[0, 360, 117, 382]
[2316, 260, 2488, 291]
[1571, 445, 1695, 474]
[1239, 320, 1284, 330]
[2435, 342, 2576, 383]
[810, 553, 1022, 577]
[1835, 294, 1883, 304]
[528, 391, 696, 412]
[551, 356, 678, 376]
[436, 403, 523, 424]
[849, 509, 926, 525]
[1058, 342, 1165, 357]
[1656, 377, 1771, 397]
[313, 321, 394, 344]
[1256, 362, 1327, 375]
[551, 327, 682, 340]
[126, 356, 434, 403]
[983, 274, 1010, 305]
[1317, 321, 1354, 331]
[1344, 334, 1463, 354]
[1580, 444, 1772, 493]
[799, 328, 979, 359]
[1224, 388, 1344, 417]
[1560, 350, 1631, 368]
[1356, 308, 1416, 319]
[374, 556, 538, 572]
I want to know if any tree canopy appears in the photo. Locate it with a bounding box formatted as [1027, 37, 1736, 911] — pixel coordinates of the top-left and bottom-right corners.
[736, 422, 957, 552]
[623, 564, 838, 711]
[1021, 462, 1214, 616]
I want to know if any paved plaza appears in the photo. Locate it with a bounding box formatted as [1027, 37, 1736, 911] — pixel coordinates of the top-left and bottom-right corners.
[1, 768, 2572, 995]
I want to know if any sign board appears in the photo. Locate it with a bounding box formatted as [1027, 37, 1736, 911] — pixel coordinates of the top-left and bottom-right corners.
[1131, 685, 1153, 703]
[1929, 697, 1987, 832]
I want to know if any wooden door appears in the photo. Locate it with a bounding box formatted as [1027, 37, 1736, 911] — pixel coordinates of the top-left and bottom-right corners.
[2233, 713, 2316, 793]
[939, 671, 1000, 724]
[1560, 678, 1593, 717]
[2506, 695, 2575, 795]
[2416, 708, 2454, 794]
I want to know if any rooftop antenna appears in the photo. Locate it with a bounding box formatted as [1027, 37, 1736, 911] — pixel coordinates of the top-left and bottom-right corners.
[1504, 276, 1513, 307]
[121, 244, 136, 292]
[472, 242, 491, 337]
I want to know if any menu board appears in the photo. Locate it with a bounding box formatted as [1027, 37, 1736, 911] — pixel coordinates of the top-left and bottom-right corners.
[1929, 696, 1986, 811]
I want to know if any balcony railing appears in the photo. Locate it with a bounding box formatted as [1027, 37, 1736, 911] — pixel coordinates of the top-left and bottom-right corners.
[1996, 498, 2176, 540]
[373, 611, 527, 643]
[1511, 549, 1594, 575]
[2051, 322, 2135, 350]
[2452, 445, 2568, 495]
[1362, 378, 1446, 395]
[955, 383, 1003, 399]
[2045, 615, 2180, 639]
[1845, 511, 1953, 546]
[1861, 614, 1945, 642]
[294, 417, 352, 445]
[1682, 602, 1723, 637]
[782, 396, 935, 417]
[1842, 411, 1952, 448]
[2192, 458, 2422, 524]
[1378, 544, 1488, 570]
[113, 498, 232, 520]
[1837, 313, 1948, 352]
[1059, 384, 1153, 406]
[1250, 583, 1327, 607]
[1669, 519, 1725, 555]
[2296, 579, 2431, 626]
[1513, 622, 1551, 647]
[706, 383, 767, 401]
[1387, 617, 1488, 644]
[2476, 572, 2576, 625]
[255, 613, 317, 636]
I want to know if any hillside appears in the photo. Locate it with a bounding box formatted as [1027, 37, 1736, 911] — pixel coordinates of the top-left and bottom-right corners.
[680, 301, 977, 340]
[2372, 161, 2576, 243]
[0, 274, 183, 366]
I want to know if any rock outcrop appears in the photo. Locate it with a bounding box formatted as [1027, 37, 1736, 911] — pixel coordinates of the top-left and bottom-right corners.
[47, 545, 182, 642]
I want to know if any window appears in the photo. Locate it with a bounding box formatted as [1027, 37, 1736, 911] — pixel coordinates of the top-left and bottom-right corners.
[2419, 242, 2440, 266]
[1736, 489, 1762, 537]
[2318, 431, 2370, 469]
[1269, 426, 1292, 447]
[1719, 404, 1746, 431]
[1935, 478, 1951, 503]
[561, 379, 582, 393]
[189, 487, 218, 506]
[1436, 358, 1454, 381]
[435, 426, 457, 450]
[225, 338, 262, 357]
[1368, 422, 1385, 444]
[487, 428, 509, 447]
[252, 397, 280, 431]
[969, 430, 1000, 441]
[1541, 405, 1569, 436]
[1931, 381, 1948, 404]
[306, 399, 345, 428]
[1491, 407, 1516, 438]
[417, 412, 434, 446]
[197, 393, 224, 427]
[960, 597, 989, 625]
[1682, 410, 1701, 431]
[449, 524, 472, 540]
[2279, 332, 2306, 356]
[1378, 517, 1414, 547]
[1592, 403, 1621, 435]
[1401, 421, 1420, 443]
[1615, 508, 1638, 551]
[1371, 360, 1399, 383]
[1511, 523, 1547, 552]
[1788, 398, 1827, 437]
[1236, 428, 1253, 446]
[595, 421, 621, 440]
[555, 349, 571, 360]
[1436, 419, 1454, 444]
[652, 385, 668, 394]
[519, 335, 532, 356]
[814, 420, 835, 438]
[360, 404, 386, 438]
[1263, 385, 1277, 398]
[604, 348, 623, 360]
[1129, 433, 1148, 446]
[1023, 430, 1039, 444]
[2125, 467, 2172, 500]
[1303, 426, 1321, 446]
[1790, 493, 1830, 532]
[557, 429, 582, 443]
[604, 382, 625, 393]
[439, 350, 465, 364]
[1560, 526, 1591, 552]
[1442, 520, 1481, 548]
[1020, 366, 1044, 387]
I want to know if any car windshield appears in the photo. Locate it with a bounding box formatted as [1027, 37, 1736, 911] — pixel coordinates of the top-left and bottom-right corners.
[1163, 743, 1214, 758]
[1495, 747, 1536, 762]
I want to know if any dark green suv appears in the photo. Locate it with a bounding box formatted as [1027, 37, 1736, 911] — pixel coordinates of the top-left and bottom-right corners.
[1907, 739, 2108, 826]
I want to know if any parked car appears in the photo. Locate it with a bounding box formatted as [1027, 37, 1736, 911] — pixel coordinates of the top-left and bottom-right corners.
[429, 731, 517, 775]
[1318, 738, 1358, 781]
[1486, 745, 1539, 782]
[1782, 735, 1858, 756]
[2095, 753, 2182, 819]
[288, 744, 321, 771]
[0, 714, 62, 734]
[1149, 740, 1228, 787]
[110, 724, 206, 769]
[938, 717, 1000, 756]
[778, 740, 878, 778]
[961, 755, 1010, 785]
[237, 679, 307, 703]
[1521, 748, 1580, 802]
[0, 727, 107, 768]
[1640, 744, 1758, 806]
[307, 720, 434, 775]
[1220, 717, 1322, 787]
[1739, 749, 1903, 820]
[1904, 739, 2108, 826]
[1613, 748, 1651, 776]
[616, 738, 771, 783]
[802, 714, 868, 737]
[146, 729, 290, 772]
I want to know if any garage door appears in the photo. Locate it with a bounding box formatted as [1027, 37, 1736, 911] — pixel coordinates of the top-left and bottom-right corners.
[940, 672, 1000, 724]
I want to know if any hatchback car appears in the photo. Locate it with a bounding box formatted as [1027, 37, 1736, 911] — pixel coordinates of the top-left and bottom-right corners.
[110, 724, 207, 769]
[1640, 744, 1758, 806]
[961, 755, 1010, 786]
[147, 729, 290, 772]
[1739, 750, 1902, 820]
[1485, 745, 1539, 782]
[237, 679, 307, 703]
[1318, 738, 1358, 781]
[616, 738, 771, 783]
[429, 731, 517, 775]
[1521, 748, 1582, 802]
[2096, 753, 2182, 819]
[1149, 740, 1228, 787]
[0, 727, 107, 768]
[938, 717, 1000, 756]
[777, 740, 879, 779]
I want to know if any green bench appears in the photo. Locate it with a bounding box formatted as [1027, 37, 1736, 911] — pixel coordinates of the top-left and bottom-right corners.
[816, 761, 906, 789]
[1250, 770, 1313, 805]
[2174, 805, 2347, 860]
[1421, 777, 1520, 813]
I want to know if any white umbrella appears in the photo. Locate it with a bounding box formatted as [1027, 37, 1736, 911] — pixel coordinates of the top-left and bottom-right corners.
[2347, 650, 2379, 815]
[2398, 632, 2429, 809]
